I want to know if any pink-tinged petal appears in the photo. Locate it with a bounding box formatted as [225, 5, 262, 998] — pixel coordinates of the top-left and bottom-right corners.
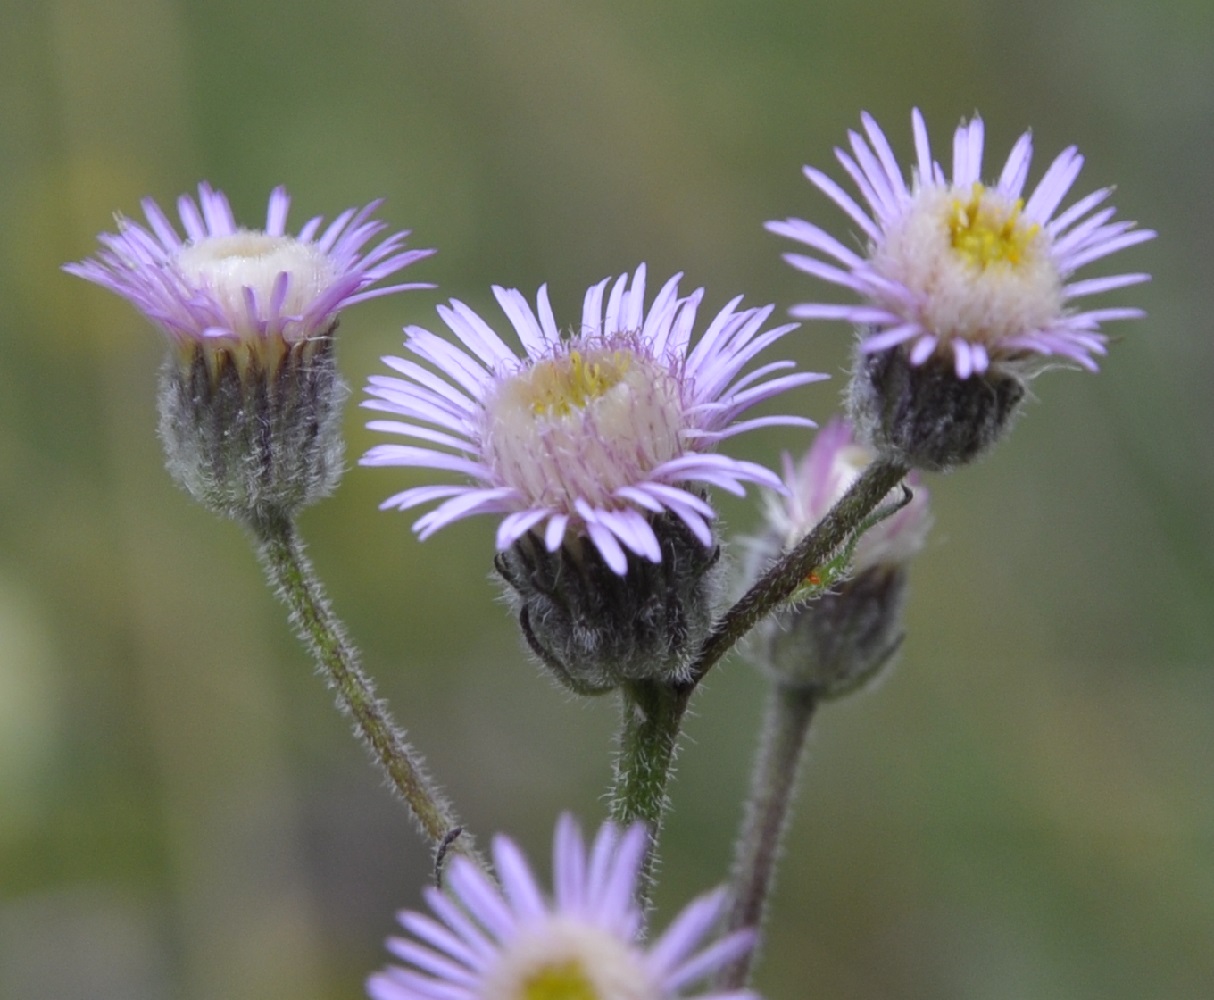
[1046, 186, 1112, 236]
[911, 107, 934, 184]
[997, 130, 1034, 200]
[580, 275, 610, 337]
[801, 164, 881, 241]
[1024, 146, 1083, 223]
[544, 513, 569, 551]
[495, 509, 548, 550]
[583, 517, 628, 574]
[493, 836, 547, 920]
[861, 111, 910, 203]
[1064, 273, 1150, 299]
[378, 485, 475, 514]
[414, 488, 518, 538]
[766, 217, 867, 268]
[359, 445, 493, 480]
[492, 286, 549, 357]
[908, 334, 937, 364]
[859, 323, 922, 353]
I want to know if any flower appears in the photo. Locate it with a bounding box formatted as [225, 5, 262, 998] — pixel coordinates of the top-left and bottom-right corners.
[367, 814, 758, 1000]
[768, 109, 1154, 378]
[361, 264, 825, 575]
[747, 418, 931, 697]
[764, 418, 930, 572]
[64, 184, 434, 523]
[64, 182, 434, 365]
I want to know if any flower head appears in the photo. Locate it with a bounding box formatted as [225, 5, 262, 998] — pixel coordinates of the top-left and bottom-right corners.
[768, 109, 1154, 378]
[65, 182, 434, 366]
[65, 184, 434, 523]
[748, 418, 931, 697]
[362, 264, 825, 575]
[367, 815, 757, 1000]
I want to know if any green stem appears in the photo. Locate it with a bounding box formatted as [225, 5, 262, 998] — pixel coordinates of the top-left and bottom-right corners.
[605, 460, 908, 906]
[251, 512, 480, 872]
[689, 459, 908, 685]
[718, 682, 818, 989]
[609, 679, 691, 906]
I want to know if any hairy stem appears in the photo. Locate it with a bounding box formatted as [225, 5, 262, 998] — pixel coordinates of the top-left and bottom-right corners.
[251, 512, 480, 873]
[718, 683, 818, 989]
[609, 679, 691, 908]
[689, 459, 908, 684]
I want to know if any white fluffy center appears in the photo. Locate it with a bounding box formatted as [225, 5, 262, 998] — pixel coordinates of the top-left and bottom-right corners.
[479, 916, 658, 1000]
[874, 184, 1063, 345]
[176, 232, 337, 341]
[485, 343, 684, 511]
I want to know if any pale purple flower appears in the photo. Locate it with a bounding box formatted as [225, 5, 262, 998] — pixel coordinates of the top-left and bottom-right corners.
[765, 418, 931, 571]
[768, 109, 1154, 378]
[361, 265, 825, 574]
[65, 182, 433, 356]
[367, 815, 758, 1000]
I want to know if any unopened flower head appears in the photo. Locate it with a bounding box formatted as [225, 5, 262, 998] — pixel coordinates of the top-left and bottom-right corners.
[362, 265, 824, 689]
[765, 418, 931, 573]
[769, 110, 1154, 470]
[749, 418, 931, 698]
[367, 814, 758, 1000]
[65, 184, 434, 523]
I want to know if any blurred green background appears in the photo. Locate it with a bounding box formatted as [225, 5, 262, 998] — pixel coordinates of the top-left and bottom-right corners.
[1, 1, 1211, 998]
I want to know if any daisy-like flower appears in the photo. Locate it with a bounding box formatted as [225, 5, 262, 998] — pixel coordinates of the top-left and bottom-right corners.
[748, 418, 931, 697]
[362, 265, 824, 688]
[769, 109, 1154, 378]
[65, 184, 434, 523]
[367, 814, 758, 1000]
[363, 264, 821, 572]
[65, 181, 433, 365]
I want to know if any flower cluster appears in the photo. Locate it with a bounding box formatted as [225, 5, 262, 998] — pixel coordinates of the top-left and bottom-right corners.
[64, 106, 1155, 1000]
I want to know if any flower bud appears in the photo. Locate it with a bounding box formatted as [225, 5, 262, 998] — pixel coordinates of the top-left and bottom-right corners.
[748, 419, 931, 697]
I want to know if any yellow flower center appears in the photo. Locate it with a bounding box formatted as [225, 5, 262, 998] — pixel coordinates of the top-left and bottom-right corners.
[520, 960, 600, 1000]
[872, 185, 1063, 348]
[485, 343, 684, 513]
[523, 350, 633, 416]
[948, 184, 1039, 270]
[480, 917, 659, 1000]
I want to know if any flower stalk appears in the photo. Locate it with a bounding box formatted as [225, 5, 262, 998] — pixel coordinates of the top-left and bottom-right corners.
[608, 458, 909, 906]
[609, 678, 692, 904]
[689, 457, 910, 684]
[251, 511, 479, 869]
[717, 682, 818, 990]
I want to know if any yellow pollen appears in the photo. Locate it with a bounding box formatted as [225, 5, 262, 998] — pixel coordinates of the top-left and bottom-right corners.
[948, 184, 1039, 269]
[520, 960, 599, 1000]
[524, 350, 632, 417]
